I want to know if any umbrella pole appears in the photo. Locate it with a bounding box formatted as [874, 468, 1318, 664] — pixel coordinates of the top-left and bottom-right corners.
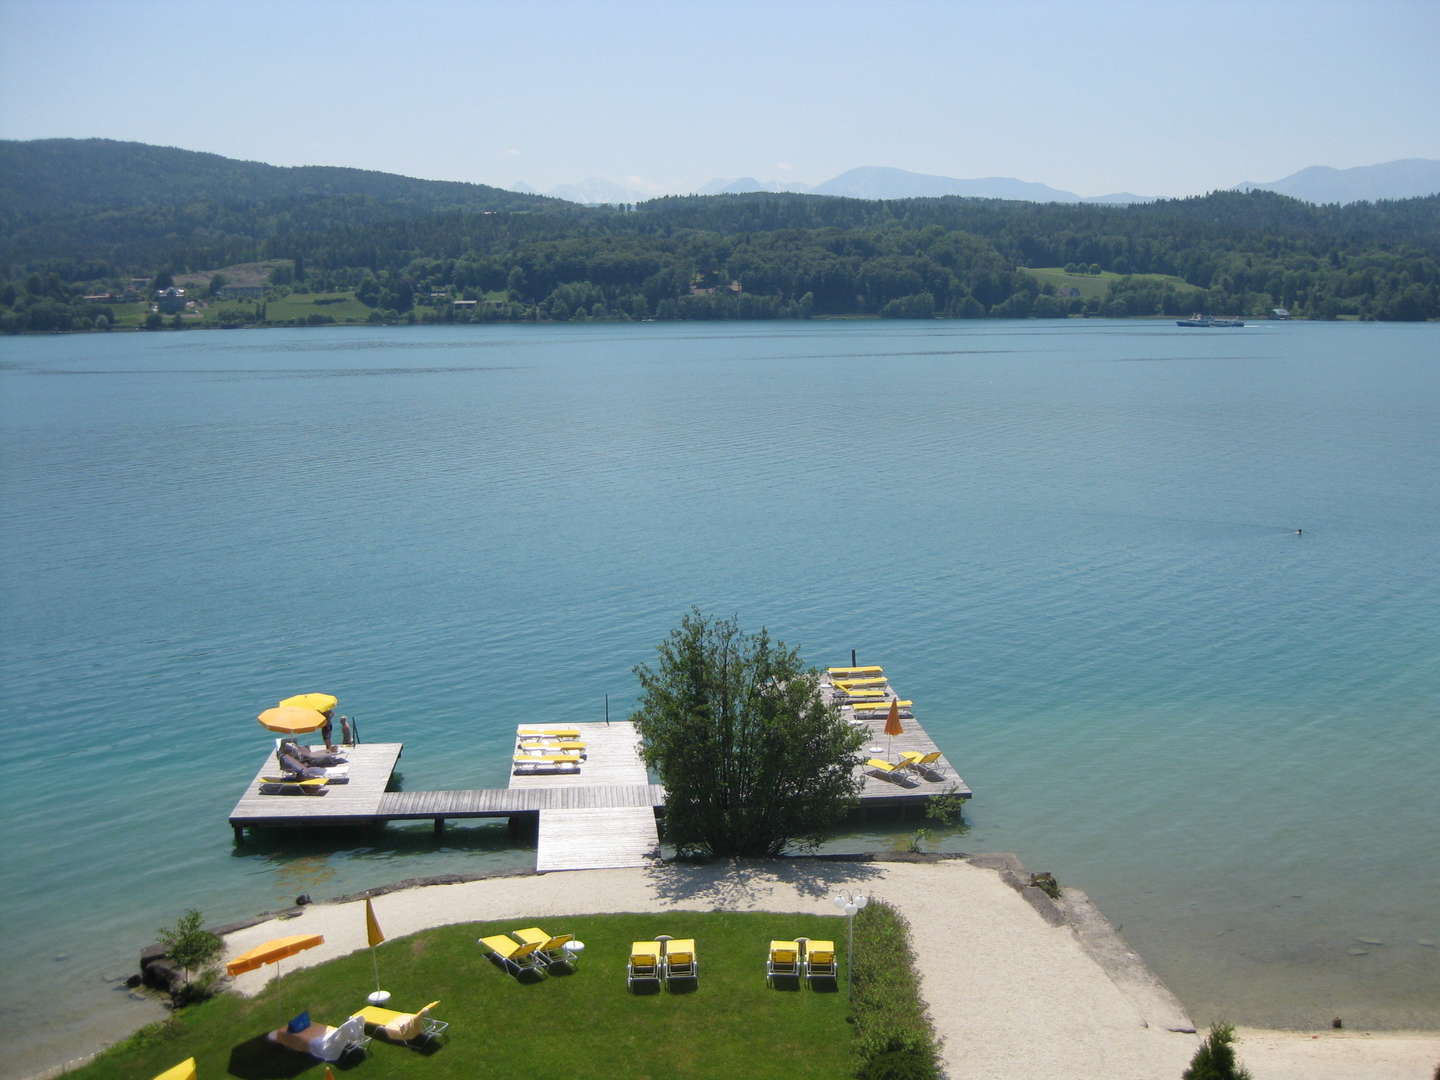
[371, 945, 381, 992]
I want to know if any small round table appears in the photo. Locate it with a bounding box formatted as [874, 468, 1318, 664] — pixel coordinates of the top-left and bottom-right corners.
[366, 990, 391, 1005]
[563, 940, 585, 967]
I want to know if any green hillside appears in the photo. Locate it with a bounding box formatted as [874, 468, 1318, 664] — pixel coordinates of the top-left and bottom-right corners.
[2, 139, 1437, 330]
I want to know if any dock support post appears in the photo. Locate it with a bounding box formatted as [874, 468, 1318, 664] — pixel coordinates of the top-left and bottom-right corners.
[433, 817, 445, 835]
[232, 824, 245, 844]
[851, 648, 857, 667]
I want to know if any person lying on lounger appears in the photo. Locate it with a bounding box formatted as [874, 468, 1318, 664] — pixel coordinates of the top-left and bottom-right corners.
[280, 738, 346, 767]
[277, 742, 349, 778]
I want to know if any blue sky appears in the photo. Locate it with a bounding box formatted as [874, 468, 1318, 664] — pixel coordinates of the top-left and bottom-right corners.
[2, 0, 1436, 197]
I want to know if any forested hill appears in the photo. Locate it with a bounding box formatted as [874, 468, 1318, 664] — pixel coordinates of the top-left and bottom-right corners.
[2, 139, 1438, 329]
[0, 138, 560, 217]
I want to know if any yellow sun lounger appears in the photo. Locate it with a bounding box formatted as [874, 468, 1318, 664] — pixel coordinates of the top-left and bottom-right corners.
[827, 666, 884, 678]
[511, 927, 577, 968]
[479, 934, 545, 977]
[664, 938, 697, 983]
[899, 750, 944, 773]
[833, 676, 888, 689]
[355, 1000, 447, 1046]
[627, 941, 662, 990]
[849, 699, 914, 713]
[838, 688, 888, 698]
[803, 939, 838, 983]
[517, 740, 586, 755]
[257, 777, 328, 796]
[260, 773, 347, 786]
[516, 727, 581, 739]
[866, 758, 918, 785]
[512, 753, 582, 773]
[767, 940, 801, 984]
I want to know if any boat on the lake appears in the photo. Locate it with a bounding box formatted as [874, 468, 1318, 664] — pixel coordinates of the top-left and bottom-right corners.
[1175, 315, 1244, 328]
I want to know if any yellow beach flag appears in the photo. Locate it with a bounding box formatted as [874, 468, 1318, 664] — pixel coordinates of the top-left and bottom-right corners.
[365, 896, 387, 996]
[365, 897, 385, 947]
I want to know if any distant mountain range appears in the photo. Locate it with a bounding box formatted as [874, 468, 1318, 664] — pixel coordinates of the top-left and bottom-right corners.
[515, 159, 1440, 207]
[515, 167, 1156, 205]
[1234, 159, 1440, 204]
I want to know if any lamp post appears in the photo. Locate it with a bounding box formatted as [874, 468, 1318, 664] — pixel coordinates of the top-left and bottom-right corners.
[831, 890, 869, 999]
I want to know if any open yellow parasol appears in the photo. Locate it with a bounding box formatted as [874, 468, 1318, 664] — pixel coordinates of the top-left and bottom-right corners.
[257, 706, 327, 734]
[226, 933, 325, 978]
[279, 693, 338, 713]
[151, 1059, 197, 1080]
[227, 933, 325, 1023]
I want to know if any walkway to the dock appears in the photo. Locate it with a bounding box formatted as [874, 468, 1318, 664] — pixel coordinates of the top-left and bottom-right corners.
[510, 722, 663, 871]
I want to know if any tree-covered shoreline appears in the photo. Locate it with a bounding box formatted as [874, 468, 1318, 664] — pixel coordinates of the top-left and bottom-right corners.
[3, 138, 1436, 332]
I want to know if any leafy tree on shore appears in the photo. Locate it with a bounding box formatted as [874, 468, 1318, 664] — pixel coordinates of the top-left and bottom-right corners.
[157, 909, 222, 1001]
[632, 611, 865, 857]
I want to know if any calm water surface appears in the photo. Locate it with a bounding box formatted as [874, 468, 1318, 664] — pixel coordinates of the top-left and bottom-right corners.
[1, 319, 1437, 1074]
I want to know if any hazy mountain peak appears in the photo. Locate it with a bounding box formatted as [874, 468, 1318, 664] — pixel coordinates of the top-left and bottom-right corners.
[1235, 158, 1440, 203]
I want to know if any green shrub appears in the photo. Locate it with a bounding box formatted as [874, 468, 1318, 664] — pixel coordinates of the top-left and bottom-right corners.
[857, 1045, 939, 1080]
[850, 900, 943, 1078]
[1183, 1023, 1252, 1080]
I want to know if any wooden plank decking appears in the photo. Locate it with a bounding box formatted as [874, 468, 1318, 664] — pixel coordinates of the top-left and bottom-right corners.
[512, 722, 660, 871]
[378, 783, 665, 818]
[823, 673, 974, 806]
[228, 741, 404, 829]
[537, 806, 661, 871]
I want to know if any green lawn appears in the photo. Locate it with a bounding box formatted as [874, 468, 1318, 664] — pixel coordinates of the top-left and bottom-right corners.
[1020, 266, 1192, 300]
[73, 912, 854, 1080]
[262, 292, 373, 324]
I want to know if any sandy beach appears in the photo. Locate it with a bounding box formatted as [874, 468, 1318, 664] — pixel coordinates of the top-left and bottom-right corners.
[217, 856, 1438, 1080]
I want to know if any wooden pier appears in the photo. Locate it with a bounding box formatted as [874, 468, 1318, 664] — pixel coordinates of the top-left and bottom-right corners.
[228, 666, 970, 867]
[822, 670, 974, 806]
[228, 741, 406, 837]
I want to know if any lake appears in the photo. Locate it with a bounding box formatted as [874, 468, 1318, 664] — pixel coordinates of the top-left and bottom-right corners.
[1, 318, 1436, 1075]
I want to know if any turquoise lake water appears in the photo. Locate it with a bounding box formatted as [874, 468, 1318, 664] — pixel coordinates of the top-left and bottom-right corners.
[1, 319, 1437, 1073]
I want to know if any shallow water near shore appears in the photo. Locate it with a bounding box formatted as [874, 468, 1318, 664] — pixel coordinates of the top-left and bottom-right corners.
[2, 318, 1437, 1075]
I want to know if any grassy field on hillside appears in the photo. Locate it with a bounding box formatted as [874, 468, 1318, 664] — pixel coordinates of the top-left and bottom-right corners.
[264, 292, 372, 323]
[1021, 266, 1192, 300]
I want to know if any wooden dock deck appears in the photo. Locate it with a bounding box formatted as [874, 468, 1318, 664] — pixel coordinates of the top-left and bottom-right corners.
[823, 673, 974, 806]
[227, 669, 970, 864]
[228, 742, 405, 835]
[511, 722, 661, 870]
